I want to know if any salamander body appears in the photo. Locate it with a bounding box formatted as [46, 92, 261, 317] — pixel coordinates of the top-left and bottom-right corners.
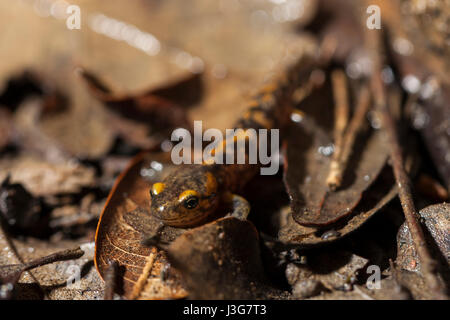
[150, 55, 317, 227]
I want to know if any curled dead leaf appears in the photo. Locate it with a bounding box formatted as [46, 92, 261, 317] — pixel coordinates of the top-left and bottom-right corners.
[283, 76, 389, 228]
[0, 70, 66, 114]
[0, 155, 96, 197]
[80, 69, 201, 133]
[94, 152, 188, 300]
[167, 216, 288, 299]
[279, 166, 397, 246]
[396, 203, 450, 273]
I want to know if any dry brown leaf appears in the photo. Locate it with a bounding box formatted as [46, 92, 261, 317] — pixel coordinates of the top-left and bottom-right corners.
[167, 216, 288, 300]
[0, 155, 95, 197]
[94, 152, 187, 300]
[283, 77, 389, 227]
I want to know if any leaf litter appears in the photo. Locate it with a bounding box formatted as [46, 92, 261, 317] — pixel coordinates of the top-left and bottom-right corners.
[0, 0, 448, 300]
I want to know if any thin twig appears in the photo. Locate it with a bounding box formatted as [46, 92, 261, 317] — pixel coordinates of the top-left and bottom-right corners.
[367, 26, 448, 300]
[329, 85, 371, 190]
[0, 244, 84, 287]
[22, 247, 84, 272]
[0, 225, 46, 298]
[130, 251, 156, 300]
[327, 69, 350, 189]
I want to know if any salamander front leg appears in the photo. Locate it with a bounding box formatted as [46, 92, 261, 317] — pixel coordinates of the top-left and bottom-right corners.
[140, 221, 169, 250]
[224, 193, 251, 221]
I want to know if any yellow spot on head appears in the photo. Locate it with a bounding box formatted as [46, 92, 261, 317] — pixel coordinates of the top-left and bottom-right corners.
[178, 190, 199, 202]
[151, 182, 165, 195]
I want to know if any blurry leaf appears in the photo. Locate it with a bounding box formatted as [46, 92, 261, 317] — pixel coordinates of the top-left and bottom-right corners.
[279, 167, 397, 246]
[12, 100, 72, 163]
[380, 1, 450, 191]
[167, 216, 288, 299]
[283, 78, 389, 227]
[95, 152, 188, 300]
[0, 175, 46, 236]
[380, 0, 449, 86]
[0, 247, 84, 290]
[396, 203, 450, 273]
[410, 87, 450, 192]
[137, 72, 203, 108]
[0, 109, 13, 151]
[303, 0, 364, 62]
[386, 269, 432, 300]
[286, 250, 368, 298]
[101, 114, 161, 151]
[415, 174, 449, 202]
[80, 69, 198, 132]
[0, 71, 72, 161]
[0, 223, 102, 300]
[309, 279, 411, 300]
[0, 70, 67, 114]
[49, 193, 103, 231]
[0, 70, 43, 111]
[0, 154, 95, 197]
[387, 36, 450, 191]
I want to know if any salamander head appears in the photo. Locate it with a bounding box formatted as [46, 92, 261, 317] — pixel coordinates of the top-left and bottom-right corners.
[149, 165, 220, 227]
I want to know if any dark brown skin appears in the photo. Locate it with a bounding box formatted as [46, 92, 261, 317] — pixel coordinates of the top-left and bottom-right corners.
[150, 55, 318, 228]
[150, 163, 256, 227]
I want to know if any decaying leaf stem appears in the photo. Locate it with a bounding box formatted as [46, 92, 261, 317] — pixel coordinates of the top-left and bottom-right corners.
[339, 86, 371, 175]
[327, 69, 350, 189]
[0, 245, 84, 285]
[367, 27, 447, 300]
[21, 247, 84, 271]
[327, 82, 371, 190]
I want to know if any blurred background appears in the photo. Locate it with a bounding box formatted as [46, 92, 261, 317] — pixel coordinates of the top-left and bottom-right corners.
[0, 0, 317, 136]
[0, 0, 449, 300]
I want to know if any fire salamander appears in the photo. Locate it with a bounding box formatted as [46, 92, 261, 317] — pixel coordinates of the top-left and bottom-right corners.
[149, 55, 318, 229]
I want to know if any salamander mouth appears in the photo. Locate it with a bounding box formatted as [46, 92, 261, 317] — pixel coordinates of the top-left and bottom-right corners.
[157, 210, 213, 228]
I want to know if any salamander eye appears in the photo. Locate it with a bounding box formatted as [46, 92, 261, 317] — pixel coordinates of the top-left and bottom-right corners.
[183, 196, 199, 209]
[178, 189, 200, 209]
